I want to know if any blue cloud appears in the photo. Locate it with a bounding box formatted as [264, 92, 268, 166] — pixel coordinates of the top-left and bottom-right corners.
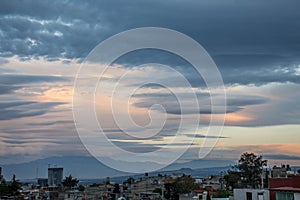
[0, 101, 64, 120]
[1, 0, 300, 86]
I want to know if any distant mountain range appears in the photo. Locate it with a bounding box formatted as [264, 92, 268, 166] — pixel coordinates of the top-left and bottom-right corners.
[0, 156, 233, 181]
[78, 166, 232, 185]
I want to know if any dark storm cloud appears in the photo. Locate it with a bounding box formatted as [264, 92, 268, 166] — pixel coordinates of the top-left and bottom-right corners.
[227, 95, 270, 106]
[0, 101, 35, 109]
[186, 134, 229, 139]
[1, 0, 300, 85]
[132, 92, 268, 115]
[0, 84, 21, 94]
[27, 120, 73, 126]
[111, 141, 161, 153]
[115, 49, 300, 87]
[0, 101, 64, 120]
[0, 74, 68, 95]
[0, 137, 63, 145]
[0, 0, 111, 59]
[102, 126, 183, 141]
[0, 74, 68, 85]
[132, 91, 210, 99]
[0, 109, 47, 120]
[134, 104, 241, 115]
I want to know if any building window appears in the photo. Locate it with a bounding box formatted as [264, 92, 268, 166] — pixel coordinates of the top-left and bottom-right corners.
[258, 192, 264, 200]
[246, 192, 252, 200]
[275, 192, 294, 200]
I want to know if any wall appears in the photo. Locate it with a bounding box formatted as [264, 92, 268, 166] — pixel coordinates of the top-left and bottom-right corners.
[234, 189, 269, 200]
[269, 176, 300, 188]
[294, 193, 300, 200]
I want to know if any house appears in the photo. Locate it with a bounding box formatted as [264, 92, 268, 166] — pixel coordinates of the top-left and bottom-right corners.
[201, 175, 224, 190]
[269, 176, 300, 200]
[130, 176, 164, 200]
[233, 189, 269, 200]
[64, 189, 84, 200]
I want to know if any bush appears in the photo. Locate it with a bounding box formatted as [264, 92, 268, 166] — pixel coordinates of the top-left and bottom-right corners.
[213, 189, 231, 198]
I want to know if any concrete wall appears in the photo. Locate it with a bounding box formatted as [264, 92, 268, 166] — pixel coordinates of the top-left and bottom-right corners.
[179, 195, 229, 200]
[295, 193, 300, 200]
[234, 189, 269, 200]
[269, 176, 300, 188]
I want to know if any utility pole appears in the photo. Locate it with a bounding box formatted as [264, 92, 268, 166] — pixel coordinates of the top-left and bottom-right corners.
[161, 184, 164, 200]
[145, 173, 148, 198]
[261, 172, 264, 189]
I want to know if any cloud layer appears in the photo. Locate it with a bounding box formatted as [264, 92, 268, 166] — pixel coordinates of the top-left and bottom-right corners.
[1, 0, 300, 86]
[0, 0, 300, 169]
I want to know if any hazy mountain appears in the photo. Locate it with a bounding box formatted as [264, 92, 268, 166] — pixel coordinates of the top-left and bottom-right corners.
[162, 159, 234, 171]
[0, 156, 233, 180]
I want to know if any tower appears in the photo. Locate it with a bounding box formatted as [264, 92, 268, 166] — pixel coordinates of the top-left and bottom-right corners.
[48, 167, 63, 186]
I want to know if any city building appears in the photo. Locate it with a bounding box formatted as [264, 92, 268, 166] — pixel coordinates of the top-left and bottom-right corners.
[201, 175, 224, 190]
[130, 176, 164, 200]
[233, 189, 269, 200]
[0, 167, 4, 183]
[269, 176, 300, 200]
[271, 164, 291, 178]
[48, 167, 64, 186]
[64, 189, 84, 200]
[37, 178, 48, 187]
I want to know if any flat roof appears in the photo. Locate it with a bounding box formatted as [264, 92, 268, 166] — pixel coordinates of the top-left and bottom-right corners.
[270, 187, 300, 193]
[48, 167, 63, 169]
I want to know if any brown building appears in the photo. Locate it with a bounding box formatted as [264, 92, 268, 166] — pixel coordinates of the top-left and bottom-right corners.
[269, 176, 300, 200]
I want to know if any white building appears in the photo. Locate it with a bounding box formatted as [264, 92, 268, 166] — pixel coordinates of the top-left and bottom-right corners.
[234, 189, 269, 200]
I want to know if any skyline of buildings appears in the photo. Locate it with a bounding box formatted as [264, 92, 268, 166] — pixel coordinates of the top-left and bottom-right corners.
[1, 162, 300, 200]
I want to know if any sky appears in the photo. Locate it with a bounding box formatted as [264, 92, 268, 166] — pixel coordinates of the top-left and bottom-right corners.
[0, 0, 300, 174]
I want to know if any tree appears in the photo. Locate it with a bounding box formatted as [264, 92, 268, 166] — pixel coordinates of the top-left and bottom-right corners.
[164, 182, 176, 200]
[0, 175, 6, 185]
[0, 184, 10, 196]
[175, 175, 197, 194]
[62, 175, 79, 188]
[212, 189, 231, 198]
[123, 177, 135, 185]
[113, 183, 120, 194]
[206, 192, 211, 200]
[9, 174, 21, 196]
[78, 185, 85, 191]
[224, 171, 241, 190]
[0, 177, 9, 197]
[164, 175, 198, 200]
[0, 174, 21, 196]
[237, 152, 267, 188]
[153, 188, 162, 195]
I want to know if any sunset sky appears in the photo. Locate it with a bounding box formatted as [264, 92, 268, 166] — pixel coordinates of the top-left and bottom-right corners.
[0, 0, 300, 174]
